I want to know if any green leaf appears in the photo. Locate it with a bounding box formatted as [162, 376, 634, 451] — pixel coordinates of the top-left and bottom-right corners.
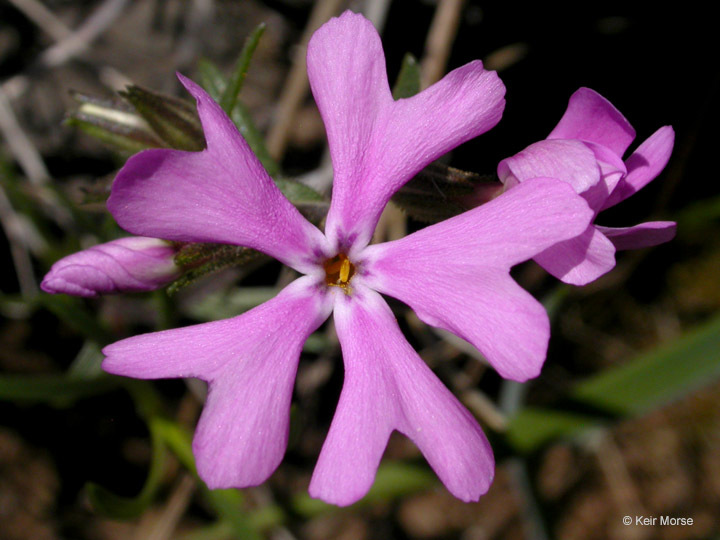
[0, 374, 117, 405]
[391, 162, 501, 223]
[392, 53, 421, 99]
[219, 23, 266, 115]
[67, 341, 105, 379]
[293, 462, 436, 516]
[506, 314, 720, 453]
[214, 22, 281, 176]
[151, 416, 264, 540]
[168, 244, 268, 295]
[197, 57, 280, 176]
[197, 58, 227, 102]
[571, 314, 720, 415]
[186, 286, 278, 321]
[37, 295, 112, 343]
[120, 86, 205, 151]
[152, 416, 197, 473]
[675, 195, 720, 237]
[178, 522, 234, 540]
[204, 490, 262, 540]
[231, 102, 280, 177]
[506, 408, 601, 453]
[66, 91, 163, 153]
[86, 419, 168, 519]
[274, 177, 324, 202]
[274, 177, 328, 222]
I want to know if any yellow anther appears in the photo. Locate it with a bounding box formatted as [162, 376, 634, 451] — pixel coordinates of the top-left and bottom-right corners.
[323, 253, 356, 290]
[339, 257, 351, 284]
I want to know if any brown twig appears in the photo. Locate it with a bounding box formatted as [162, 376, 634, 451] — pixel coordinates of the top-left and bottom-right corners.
[266, 0, 346, 161]
[6, 0, 72, 42]
[420, 0, 466, 88]
[134, 474, 197, 540]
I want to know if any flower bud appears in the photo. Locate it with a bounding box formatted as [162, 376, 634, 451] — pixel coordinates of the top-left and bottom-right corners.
[41, 237, 181, 297]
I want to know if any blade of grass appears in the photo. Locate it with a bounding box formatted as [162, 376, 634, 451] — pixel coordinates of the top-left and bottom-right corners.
[219, 23, 266, 114]
[572, 313, 720, 415]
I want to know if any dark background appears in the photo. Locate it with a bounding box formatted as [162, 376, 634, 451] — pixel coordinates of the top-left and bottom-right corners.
[1, 1, 718, 539]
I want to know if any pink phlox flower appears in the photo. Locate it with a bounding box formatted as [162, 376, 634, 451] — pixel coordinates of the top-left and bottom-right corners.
[97, 12, 593, 505]
[497, 87, 676, 285]
[41, 236, 180, 297]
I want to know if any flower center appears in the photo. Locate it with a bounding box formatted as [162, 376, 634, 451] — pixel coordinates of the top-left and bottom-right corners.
[323, 253, 356, 290]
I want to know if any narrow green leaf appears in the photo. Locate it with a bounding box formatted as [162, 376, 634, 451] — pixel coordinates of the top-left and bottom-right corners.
[204, 490, 262, 540]
[186, 286, 279, 321]
[231, 101, 280, 177]
[506, 408, 601, 453]
[572, 314, 720, 415]
[197, 58, 227, 102]
[219, 23, 266, 115]
[152, 416, 263, 540]
[506, 314, 720, 453]
[0, 374, 117, 405]
[120, 86, 205, 151]
[676, 195, 720, 237]
[274, 177, 328, 221]
[37, 294, 112, 343]
[198, 40, 279, 176]
[392, 53, 421, 99]
[178, 522, 234, 540]
[168, 244, 268, 295]
[66, 118, 156, 154]
[67, 341, 105, 379]
[302, 332, 329, 353]
[86, 420, 168, 518]
[274, 177, 324, 202]
[67, 91, 163, 152]
[293, 462, 436, 516]
[392, 162, 501, 223]
[152, 417, 197, 473]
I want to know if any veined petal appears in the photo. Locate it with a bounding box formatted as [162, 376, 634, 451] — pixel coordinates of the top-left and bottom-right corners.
[103, 276, 333, 488]
[309, 288, 493, 506]
[498, 139, 603, 203]
[108, 75, 328, 273]
[597, 222, 676, 250]
[534, 225, 617, 285]
[362, 178, 593, 380]
[308, 11, 505, 251]
[582, 141, 627, 206]
[548, 87, 636, 156]
[41, 237, 179, 297]
[602, 126, 675, 210]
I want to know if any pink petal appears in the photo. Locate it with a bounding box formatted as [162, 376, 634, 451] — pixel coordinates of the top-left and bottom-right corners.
[534, 225, 617, 285]
[309, 287, 493, 506]
[103, 276, 333, 488]
[548, 87, 636, 156]
[41, 237, 179, 297]
[602, 126, 675, 210]
[583, 140, 628, 205]
[498, 139, 603, 203]
[108, 75, 328, 273]
[362, 178, 593, 380]
[308, 11, 505, 251]
[597, 222, 676, 250]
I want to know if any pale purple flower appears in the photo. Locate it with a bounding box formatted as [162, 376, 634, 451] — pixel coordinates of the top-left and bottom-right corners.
[99, 12, 593, 505]
[41, 236, 180, 297]
[498, 87, 676, 285]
